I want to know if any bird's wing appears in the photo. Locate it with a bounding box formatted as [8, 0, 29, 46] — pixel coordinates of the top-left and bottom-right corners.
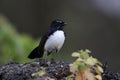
[28, 29, 54, 59]
[38, 29, 54, 53]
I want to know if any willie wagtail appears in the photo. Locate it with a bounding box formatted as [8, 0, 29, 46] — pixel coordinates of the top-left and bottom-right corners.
[28, 19, 66, 59]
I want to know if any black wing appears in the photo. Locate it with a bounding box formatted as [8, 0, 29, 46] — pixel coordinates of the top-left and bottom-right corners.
[28, 28, 55, 59]
[38, 29, 55, 51]
[38, 29, 55, 55]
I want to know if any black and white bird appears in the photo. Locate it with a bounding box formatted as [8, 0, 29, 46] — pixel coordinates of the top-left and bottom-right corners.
[28, 19, 67, 59]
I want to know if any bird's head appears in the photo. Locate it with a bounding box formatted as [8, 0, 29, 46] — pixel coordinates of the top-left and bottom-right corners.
[50, 19, 67, 30]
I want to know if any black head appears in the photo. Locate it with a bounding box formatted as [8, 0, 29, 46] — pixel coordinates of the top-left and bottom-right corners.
[50, 19, 66, 30]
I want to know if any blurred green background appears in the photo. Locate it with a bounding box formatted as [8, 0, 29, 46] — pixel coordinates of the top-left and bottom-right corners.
[0, 0, 120, 72]
[0, 15, 39, 63]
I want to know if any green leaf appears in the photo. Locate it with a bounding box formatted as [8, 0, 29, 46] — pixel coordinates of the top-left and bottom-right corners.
[72, 52, 80, 57]
[67, 75, 74, 80]
[32, 68, 46, 77]
[76, 57, 84, 62]
[78, 62, 87, 71]
[80, 50, 89, 59]
[86, 57, 98, 66]
[70, 63, 78, 73]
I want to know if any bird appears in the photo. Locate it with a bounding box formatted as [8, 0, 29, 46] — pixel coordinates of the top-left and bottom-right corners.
[28, 19, 67, 59]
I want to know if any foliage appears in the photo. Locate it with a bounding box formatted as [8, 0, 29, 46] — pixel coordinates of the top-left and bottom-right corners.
[70, 49, 103, 80]
[0, 15, 39, 64]
[32, 67, 46, 77]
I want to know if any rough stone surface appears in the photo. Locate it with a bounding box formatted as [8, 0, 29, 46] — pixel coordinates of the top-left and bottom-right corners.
[0, 59, 71, 80]
[0, 60, 119, 80]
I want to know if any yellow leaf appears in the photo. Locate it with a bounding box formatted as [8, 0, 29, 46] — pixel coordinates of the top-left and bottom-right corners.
[95, 75, 102, 80]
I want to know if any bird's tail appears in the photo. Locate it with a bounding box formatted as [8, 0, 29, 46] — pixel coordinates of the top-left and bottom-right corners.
[28, 47, 44, 59]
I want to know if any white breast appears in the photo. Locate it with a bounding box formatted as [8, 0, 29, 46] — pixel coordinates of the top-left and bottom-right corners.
[44, 30, 65, 53]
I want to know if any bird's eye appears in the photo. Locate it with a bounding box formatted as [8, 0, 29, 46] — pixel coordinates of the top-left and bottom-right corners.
[57, 21, 62, 23]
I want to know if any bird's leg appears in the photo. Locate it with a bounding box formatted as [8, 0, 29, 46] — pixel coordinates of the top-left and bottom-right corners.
[42, 51, 48, 64]
[8, 55, 14, 64]
[38, 58, 41, 62]
[56, 49, 63, 62]
[34, 58, 41, 64]
[47, 51, 51, 56]
[55, 49, 58, 54]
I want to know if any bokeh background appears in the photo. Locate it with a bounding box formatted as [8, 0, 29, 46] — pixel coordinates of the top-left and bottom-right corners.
[0, 0, 120, 72]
